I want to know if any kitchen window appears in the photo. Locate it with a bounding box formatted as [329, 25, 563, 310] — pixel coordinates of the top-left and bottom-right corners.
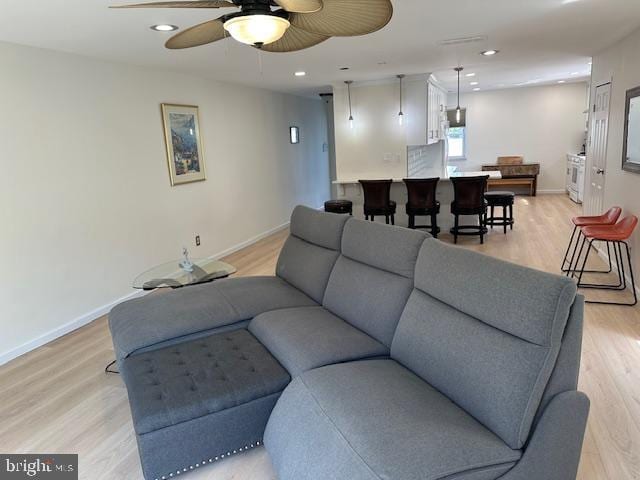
[447, 108, 467, 160]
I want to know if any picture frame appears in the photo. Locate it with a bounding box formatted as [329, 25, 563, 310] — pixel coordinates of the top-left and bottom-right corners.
[161, 103, 206, 186]
[622, 86, 640, 174]
[290, 126, 300, 144]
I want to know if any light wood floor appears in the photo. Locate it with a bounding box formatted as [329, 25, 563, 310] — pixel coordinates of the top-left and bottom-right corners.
[1, 194, 638, 480]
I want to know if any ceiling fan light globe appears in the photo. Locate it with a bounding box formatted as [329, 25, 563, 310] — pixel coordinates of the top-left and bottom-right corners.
[224, 15, 291, 46]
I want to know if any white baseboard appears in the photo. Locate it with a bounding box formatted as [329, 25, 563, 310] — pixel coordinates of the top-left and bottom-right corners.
[537, 189, 567, 195]
[0, 289, 147, 366]
[0, 221, 292, 367]
[208, 220, 290, 261]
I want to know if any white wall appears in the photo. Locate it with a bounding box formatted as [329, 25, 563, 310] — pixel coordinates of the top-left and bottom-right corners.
[0, 41, 330, 364]
[448, 83, 588, 192]
[333, 81, 408, 180]
[331, 79, 587, 192]
[590, 26, 640, 283]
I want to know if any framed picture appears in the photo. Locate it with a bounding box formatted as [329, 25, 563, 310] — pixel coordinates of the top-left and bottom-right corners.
[290, 126, 300, 144]
[161, 103, 206, 186]
[622, 86, 640, 174]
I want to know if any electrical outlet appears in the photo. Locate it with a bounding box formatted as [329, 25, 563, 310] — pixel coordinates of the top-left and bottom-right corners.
[195, 235, 201, 247]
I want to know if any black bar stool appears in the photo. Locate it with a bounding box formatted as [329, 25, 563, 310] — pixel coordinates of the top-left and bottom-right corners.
[403, 178, 440, 238]
[324, 200, 353, 215]
[450, 175, 489, 244]
[359, 180, 396, 225]
[484, 191, 515, 234]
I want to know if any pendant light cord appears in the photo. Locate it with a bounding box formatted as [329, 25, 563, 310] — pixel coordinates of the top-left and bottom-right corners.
[454, 66, 464, 124]
[457, 68, 460, 109]
[399, 76, 403, 113]
[345, 81, 353, 119]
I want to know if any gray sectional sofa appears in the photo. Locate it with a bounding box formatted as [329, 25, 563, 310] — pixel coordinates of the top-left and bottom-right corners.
[109, 205, 589, 480]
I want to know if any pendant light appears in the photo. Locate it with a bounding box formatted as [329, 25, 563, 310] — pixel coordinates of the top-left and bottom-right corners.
[397, 74, 405, 126]
[345, 81, 354, 129]
[454, 67, 464, 124]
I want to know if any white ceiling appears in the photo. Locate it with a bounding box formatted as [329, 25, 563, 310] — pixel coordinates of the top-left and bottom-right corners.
[1, 0, 639, 96]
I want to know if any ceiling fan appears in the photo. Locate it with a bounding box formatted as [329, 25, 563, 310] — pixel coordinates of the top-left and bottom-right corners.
[111, 0, 394, 52]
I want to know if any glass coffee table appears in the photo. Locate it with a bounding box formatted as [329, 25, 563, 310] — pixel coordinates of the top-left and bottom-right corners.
[133, 258, 237, 290]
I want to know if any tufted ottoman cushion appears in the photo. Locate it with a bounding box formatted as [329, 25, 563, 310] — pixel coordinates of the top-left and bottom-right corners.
[120, 329, 290, 480]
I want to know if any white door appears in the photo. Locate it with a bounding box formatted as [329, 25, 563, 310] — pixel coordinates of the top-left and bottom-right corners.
[585, 83, 611, 215]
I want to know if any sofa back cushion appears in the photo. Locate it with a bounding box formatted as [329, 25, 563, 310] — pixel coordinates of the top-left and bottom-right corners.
[391, 239, 577, 449]
[276, 206, 349, 303]
[322, 219, 427, 347]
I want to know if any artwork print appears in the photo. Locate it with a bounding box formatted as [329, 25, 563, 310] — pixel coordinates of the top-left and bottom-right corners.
[161, 104, 206, 185]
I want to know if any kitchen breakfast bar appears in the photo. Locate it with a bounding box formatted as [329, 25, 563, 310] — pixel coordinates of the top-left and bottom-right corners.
[332, 169, 502, 231]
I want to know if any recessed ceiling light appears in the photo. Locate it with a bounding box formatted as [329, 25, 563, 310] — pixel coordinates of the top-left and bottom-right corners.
[466, 73, 476, 77]
[150, 24, 178, 32]
[294, 71, 306, 77]
[473, 87, 481, 91]
[558, 80, 566, 83]
[570, 71, 580, 75]
[481, 49, 499, 56]
[470, 81, 479, 86]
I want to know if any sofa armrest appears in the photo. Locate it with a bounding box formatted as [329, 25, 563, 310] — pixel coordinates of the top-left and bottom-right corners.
[499, 391, 590, 480]
[108, 276, 318, 361]
[108, 282, 240, 361]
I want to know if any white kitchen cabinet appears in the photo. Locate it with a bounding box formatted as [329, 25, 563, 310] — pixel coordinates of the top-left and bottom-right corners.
[405, 75, 447, 146]
[429, 80, 448, 143]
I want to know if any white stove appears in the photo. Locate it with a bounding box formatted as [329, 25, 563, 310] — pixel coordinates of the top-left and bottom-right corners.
[567, 154, 586, 204]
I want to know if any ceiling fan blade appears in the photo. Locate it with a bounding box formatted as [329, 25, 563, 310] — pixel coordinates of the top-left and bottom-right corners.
[110, 1, 235, 9]
[273, 0, 322, 14]
[165, 17, 227, 49]
[290, 0, 392, 37]
[260, 24, 328, 52]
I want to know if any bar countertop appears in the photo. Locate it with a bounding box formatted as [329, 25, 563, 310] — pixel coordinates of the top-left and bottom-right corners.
[332, 169, 502, 185]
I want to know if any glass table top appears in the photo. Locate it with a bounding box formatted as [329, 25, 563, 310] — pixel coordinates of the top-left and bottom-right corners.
[133, 258, 236, 290]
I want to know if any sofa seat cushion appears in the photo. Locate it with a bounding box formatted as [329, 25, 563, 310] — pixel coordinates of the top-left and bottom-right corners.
[109, 276, 317, 360]
[265, 359, 521, 480]
[120, 328, 290, 435]
[249, 306, 388, 377]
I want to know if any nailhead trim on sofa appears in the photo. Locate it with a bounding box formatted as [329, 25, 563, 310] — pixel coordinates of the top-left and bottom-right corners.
[155, 441, 262, 480]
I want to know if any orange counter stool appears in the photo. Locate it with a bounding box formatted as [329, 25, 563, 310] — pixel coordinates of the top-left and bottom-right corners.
[575, 215, 638, 306]
[562, 206, 621, 276]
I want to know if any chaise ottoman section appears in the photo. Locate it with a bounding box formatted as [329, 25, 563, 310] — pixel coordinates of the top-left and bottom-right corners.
[120, 329, 290, 480]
